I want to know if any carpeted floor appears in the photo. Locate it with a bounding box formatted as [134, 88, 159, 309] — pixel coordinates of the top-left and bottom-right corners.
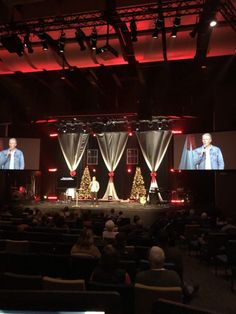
[183, 251, 236, 314]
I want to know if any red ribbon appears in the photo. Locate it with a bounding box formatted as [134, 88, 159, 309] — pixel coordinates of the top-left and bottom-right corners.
[108, 171, 114, 182]
[70, 170, 76, 177]
[150, 171, 157, 183]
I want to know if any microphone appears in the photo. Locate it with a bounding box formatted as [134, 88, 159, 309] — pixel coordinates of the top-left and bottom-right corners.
[201, 146, 206, 157]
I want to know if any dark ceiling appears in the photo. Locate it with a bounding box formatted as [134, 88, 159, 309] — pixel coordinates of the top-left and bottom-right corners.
[0, 0, 235, 131]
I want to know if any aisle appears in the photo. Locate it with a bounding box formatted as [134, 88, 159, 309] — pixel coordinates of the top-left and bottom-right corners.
[182, 252, 236, 314]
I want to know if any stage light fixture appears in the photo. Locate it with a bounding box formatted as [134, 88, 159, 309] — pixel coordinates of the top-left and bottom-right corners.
[75, 28, 86, 51]
[130, 18, 137, 42]
[90, 27, 97, 50]
[152, 17, 163, 39]
[171, 15, 181, 38]
[96, 44, 119, 60]
[1, 35, 24, 56]
[23, 33, 34, 53]
[38, 33, 48, 51]
[58, 31, 66, 53]
[152, 28, 159, 39]
[209, 19, 217, 27]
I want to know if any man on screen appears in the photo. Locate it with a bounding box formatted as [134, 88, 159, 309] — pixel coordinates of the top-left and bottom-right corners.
[0, 138, 25, 170]
[193, 133, 224, 170]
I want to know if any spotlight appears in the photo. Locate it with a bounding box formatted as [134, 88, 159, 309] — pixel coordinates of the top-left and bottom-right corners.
[1, 35, 24, 57]
[152, 28, 159, 39]
[130, 18, 137, 42]
[209, 20, 217, 27]
[58, 31, 66, 53]
[171, 15, 181, 38]
[23, 33, 34, 53]
[75, 28, 86, 51]
[173, 15, 181, 27]
[170, 28, 177, 38]
[152, 17, 163, 39]
[38, 33, 48, 51]
[91, 27, 97, 50]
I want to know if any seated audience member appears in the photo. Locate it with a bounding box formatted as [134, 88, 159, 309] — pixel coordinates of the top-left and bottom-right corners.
[103, 220, 119, 239]
[91, 244, 131, 284]
[106, 208, 118, 222]
[135, 246, 182, 287]
[221, 218, 236, 233]
[71, 228, 101, 258]
[82, 211, 93, 228]
[116, 211, 126, 223]
[156, 231, 183, 280]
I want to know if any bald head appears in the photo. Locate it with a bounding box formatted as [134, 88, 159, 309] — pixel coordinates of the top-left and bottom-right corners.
[9, 138, 17, 151]
[149, 246, 165, 269]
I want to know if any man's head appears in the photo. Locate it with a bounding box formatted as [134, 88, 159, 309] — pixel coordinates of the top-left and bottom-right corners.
[9, 138, 17, 150]
[202, 133, 212, 148]
[149, 246, 165, 269]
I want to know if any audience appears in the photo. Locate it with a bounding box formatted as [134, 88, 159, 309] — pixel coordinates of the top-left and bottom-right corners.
[103, 219, 119, 239]
[136, 246, 182, 287]
[91, 244, 131, 284]
[71, 228, 101, 258]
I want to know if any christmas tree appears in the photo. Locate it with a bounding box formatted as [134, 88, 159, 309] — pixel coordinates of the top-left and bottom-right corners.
[130, 167, 146, 200]
[77, 166, 92, 199]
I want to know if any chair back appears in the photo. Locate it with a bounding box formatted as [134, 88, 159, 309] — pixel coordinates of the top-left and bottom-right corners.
[135, 283, 182, 314]
[2, 272, 42, 290]
[5, 239, 29, 253]
[43, 276, 85, 290]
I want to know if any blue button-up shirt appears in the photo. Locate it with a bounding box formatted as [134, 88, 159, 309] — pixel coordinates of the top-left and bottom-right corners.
[193, 145, 224, 170]
[0, 149, 25, 170]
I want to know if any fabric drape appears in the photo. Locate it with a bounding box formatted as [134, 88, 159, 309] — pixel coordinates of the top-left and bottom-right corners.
[97, 132, 128, 200]
[136, 130, 172, 201]
[58, 133, 89, 172]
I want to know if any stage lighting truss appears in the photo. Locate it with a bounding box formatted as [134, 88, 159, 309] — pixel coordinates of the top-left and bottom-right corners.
[0, 1, 234, 39]
[54, 116, 173, 134]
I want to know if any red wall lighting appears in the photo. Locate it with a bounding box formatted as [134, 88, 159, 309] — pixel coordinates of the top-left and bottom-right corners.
[48, 168, 57, 172]
[171, 199, 185, 204]
[172, 130, 183, 134]
[48, 195, 58, 201]
[127, 168, 132, 173]
[49, 133, 58, 137]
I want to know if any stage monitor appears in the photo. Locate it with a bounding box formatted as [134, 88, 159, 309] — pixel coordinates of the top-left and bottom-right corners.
[0, 137, 40, 170]
[173, 131, 236, 170]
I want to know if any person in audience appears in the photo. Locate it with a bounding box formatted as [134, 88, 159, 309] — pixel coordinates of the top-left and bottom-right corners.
[106, 208, 118, 221]
[156, 230, 183, 280]
[221, 218, 236, 233]
[91, 244, 131, 284]
[71, 228, 101, 258]
[135, 246, 182, 287]
[116, 211, 126, 223]
[103, 219, 119, 239]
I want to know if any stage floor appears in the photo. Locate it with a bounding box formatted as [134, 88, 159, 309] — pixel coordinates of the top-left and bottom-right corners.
[26, 200, 171, 226]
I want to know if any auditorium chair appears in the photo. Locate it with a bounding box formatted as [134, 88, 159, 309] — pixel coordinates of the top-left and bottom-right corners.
[152, 298, 220, 314]
[2, 272, 42, 290]
[42, 276, 85, 290]
[135, 283, 182, 314]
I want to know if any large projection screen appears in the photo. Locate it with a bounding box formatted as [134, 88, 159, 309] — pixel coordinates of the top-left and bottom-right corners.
[0, 138, 40, 170]
[174, 131, 236, 170]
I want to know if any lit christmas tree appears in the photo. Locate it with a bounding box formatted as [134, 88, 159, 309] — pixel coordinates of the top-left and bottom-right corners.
[77, 166, 92, 199]
[130, 167, 146, 200]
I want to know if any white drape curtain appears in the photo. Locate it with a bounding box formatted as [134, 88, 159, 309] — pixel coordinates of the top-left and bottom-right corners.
[97, 132, 128, 200]
[136, 130, 172, 201]
[58, 133, 89, 172]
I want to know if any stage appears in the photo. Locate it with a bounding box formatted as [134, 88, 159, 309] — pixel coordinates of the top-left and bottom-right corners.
[26, 199, 172, 226]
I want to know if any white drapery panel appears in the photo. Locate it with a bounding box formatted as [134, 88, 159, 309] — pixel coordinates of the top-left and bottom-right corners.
[58, 133, 89, 172]
[136, 131, 172, 201]
[97, 132, 128, 200]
